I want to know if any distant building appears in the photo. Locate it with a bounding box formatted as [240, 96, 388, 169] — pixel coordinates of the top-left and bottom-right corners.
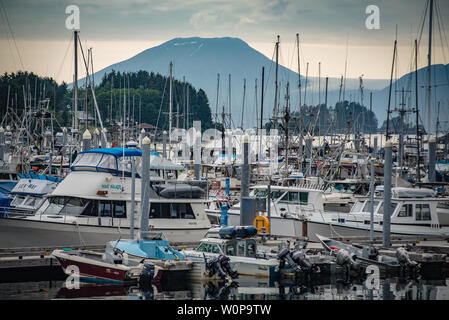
[137, 123, 159, 131]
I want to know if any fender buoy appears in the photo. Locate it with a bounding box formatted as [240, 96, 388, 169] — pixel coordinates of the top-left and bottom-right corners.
[253, 215, 270, 234]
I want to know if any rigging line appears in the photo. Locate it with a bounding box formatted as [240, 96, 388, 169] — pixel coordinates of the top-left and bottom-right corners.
[260, 46, 275, 125]
[55, 34, 74, 84]
[0, 0, 24, 70]
[416, 0, 429, 53]
[435, 3, 447, 63]
[435, 1, 449, 87]
[154, 76, 169, 137]
[0, 8, 18, 71]
[436, 1, 449, 57]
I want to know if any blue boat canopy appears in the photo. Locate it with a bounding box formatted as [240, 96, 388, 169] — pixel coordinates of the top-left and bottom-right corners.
[71, 148, 142, 176]
[80, 147, 142, 158]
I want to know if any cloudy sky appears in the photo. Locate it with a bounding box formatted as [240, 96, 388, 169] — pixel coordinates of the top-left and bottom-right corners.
[1, 0, 448, 84]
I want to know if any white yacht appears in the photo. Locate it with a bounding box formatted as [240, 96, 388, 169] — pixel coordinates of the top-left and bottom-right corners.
[206, 184, 325, 239]
[0, 148, 211, 248]
[306, 187, 449, 240]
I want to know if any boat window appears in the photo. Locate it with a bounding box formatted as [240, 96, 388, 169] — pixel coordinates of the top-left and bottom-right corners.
[62, 197, 89, 216]
[113, 201, 126, 218]
[270, 190, 284, 200]
[43, 196, 66, 215]
[352, 201, 365, 213]
[415, 204, 431, 221]
[253, 189, 285, 200]
[226, 244, 236, 256]
[81, 201, 99, 217]
[247, 241, 256, 258]
[398, 204, 413, 217]
[299, 192, 308, 205]
[253, 189, 267, 197]
[178, 203, 195, 219]
[210, 244, 221, 254]
[437, 202, 449, 210]
[11, 196, 26, 207]
[196, 243, 209, 252]
[149, 203, 195, 219]
[362, 201, 380, 213]
[24, 197, 38, 207]
[72, 153, 102, 167]
[377, 202, 397, 216]
[117, 157, 133, 172]
[97, 154, 116, 170]
[237, 242, 245, 256]
[99, 201, 112, 217]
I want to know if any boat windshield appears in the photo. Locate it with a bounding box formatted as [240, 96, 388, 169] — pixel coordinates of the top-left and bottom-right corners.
[72, 153, 116, 171]
[377, 202, 398, 216]
[252, 188, 285, 200]
[71, 152, 142, 176]
[195, 242, 222, 254]
[351, 201, 365, 213]
[352, 200, 381, 213]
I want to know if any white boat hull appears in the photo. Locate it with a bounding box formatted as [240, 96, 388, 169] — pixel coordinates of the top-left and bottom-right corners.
[305, 220, 449, 242]
[184, 252, 280, 279]
[0, 217, 209, 248]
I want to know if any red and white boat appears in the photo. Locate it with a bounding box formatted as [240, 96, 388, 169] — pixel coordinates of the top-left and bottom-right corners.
[52, 247, 162, 284]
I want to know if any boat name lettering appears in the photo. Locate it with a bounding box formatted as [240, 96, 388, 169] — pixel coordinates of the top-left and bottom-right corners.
[101, 184, 122, 190]
[17, 183, 38, 191]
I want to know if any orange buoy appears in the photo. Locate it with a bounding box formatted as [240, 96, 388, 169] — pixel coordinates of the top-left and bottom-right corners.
[253, 215, 270, 234]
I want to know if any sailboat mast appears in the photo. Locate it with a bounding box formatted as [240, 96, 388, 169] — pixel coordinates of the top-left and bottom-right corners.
[296, 33, 301, 111]
[273, 35, 280, 130]
[74, 30, 78, 133]
[260, 67, 265, 131]
[415, 39, 421, 183]
[215, 74, 220, 131]
[427, 0, 434, 140]
[169, 61, 173, 137]
[386, 40, 397, 141]
[240, 78, 246, 129]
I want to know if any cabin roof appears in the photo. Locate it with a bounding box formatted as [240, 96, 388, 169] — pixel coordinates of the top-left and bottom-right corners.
[80, 147, 142, 158]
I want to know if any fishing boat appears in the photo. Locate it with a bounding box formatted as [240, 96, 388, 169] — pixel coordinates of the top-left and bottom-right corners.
[52, 244, 159, 284]
[0, 147, 211, 248]
[109, 231, 193, 274]
[182, 226, 281, 279]
[206, 184, 326, 239]
[306, 187, 449, 241]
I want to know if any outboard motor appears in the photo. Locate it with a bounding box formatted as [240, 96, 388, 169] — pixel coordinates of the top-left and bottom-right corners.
[362, 246, 379, 261]
[336, 249, 360, 272]
[219, 255, 238, 279]
[278, 248, 300, 272]
[278, 248, 314, 273]
[139, 262, 155, 291]
[291, 250, 313, 271]
[205, 254, 238, 281]
[396, 247, 418, 268]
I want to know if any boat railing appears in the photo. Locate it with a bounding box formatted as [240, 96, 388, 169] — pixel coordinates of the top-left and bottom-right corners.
[0, 206, 36, 218]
